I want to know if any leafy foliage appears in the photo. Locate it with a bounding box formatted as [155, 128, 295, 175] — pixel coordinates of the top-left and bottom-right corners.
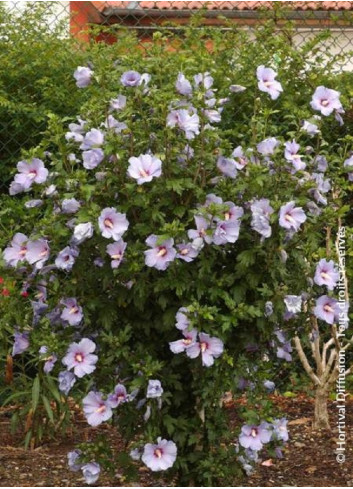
[0, 14, 352, 486]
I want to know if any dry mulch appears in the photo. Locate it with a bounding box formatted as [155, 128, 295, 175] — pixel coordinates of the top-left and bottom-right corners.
[242, 394, 353, 487]
[0, 394, 352, 487]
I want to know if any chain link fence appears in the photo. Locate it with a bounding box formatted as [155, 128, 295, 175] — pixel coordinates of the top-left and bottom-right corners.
[1, 1, 353, 193]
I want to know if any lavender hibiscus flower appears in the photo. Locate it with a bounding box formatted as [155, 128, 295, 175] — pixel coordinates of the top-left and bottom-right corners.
[176, 72, 192, 96]
[175, 307, 190, 330]
[60, 298, 83, 326]
[107, 384, 130, 408]
[315, 155, 328, 172]
[144, 235, 176, 271]
[274, 329, 293, 362]
[217, 156, 238, 179]
[239, 422, 272, 451]
[67, 450, 82, 472]
[55, 246, 79, 272]
[314, 259, 339, 290]
[250, 199, 274, 239]
[272, 418, 289, 442]
[12, 331, 30, 356]
[32, 300, 49, 326]
[146, 380, 163, 399]
[256, 66, 283, 100]
[212, 218, 241, 245]
[73, 66, 93, 88]
[176, 242, 199, 262]
[310, 86, 342, 116]
[257, 137, 280, 156]
[62, 198, 81, 214]
[284, 295, 302, 314]
[127, 154, 162, 184]
[10, 158, 49, 195]
[166, 109, 200, 139]
[25, 199, 43, 209]
[82, 148, 104, 170]
[279, 201, 306, 232]
[230, 84, 246, 93]
[62, 338, 98, 377]
[43, 353, 57, 373]
[263, 380, 275, 392]
[80, 128, 104, 151]
[39, 346, 57, 374]
[3, 233, 28, 267]
[169, 329, 197, 354]
[16, 158, 48, 187]
[302, 120, 320, 136]
[98, 208, 129, 241]
[106, 240, 127, 268]
[26, 239, 50, 269]
[121, 70, 142, 87]
[72, 222, 94, 245]
[141, 438, 177, 472]
[109, 94, 126, 111]
[313, 295, 339, 324]
[204, 107, 222, 123]
[58, 370, 76, 395]
[284, 140, 306, 172]
[194, 72, 214, 89]
[232, 146, 249, 169]
[187, 215, 213, 244]
[103, 115, 127, 134]
[277, 341, 293, 361]
[344, 154, 353, 170]
[83, 391, 113, 427]
[65, 118, 87, 142]
[82, 462, 101, 485]
[186, 332, 224, 367]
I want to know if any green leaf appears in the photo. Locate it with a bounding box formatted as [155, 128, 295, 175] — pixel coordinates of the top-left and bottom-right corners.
[24, 429, 32, 450]
[45, 376, 62, 404]
[42, 395, 54, 423]
[31, 376, 40, 413]
[3, 391, 31, 406]
[283, 391, 296, 398]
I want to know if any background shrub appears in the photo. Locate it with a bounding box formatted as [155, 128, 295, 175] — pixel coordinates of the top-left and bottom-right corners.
[0, 15, 352, 486]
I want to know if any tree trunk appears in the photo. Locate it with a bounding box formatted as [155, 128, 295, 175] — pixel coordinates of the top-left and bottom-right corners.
[313, 387, 330, 430]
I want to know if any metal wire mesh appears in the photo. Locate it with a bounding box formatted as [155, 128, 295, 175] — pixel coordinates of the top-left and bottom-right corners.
[1, 1, 353, 193]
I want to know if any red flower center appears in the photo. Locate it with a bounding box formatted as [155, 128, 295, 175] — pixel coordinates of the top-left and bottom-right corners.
[96, 404, 106, 414]
[200, 342, 208, 353]
[157, 247, 167, 257]
[251, 428, 258, 437]
[19, 247, 27, 256]
[154, 448, 163, 458]
[104, 218, 114, 229]
[285, 213, 295, 223]
[75, 353, 84, 363]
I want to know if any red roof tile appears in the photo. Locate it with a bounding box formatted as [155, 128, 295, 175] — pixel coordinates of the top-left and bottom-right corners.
[92, 1, 353, 12]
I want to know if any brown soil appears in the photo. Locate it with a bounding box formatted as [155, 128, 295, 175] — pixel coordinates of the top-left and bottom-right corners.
[0, 394, 352, 487]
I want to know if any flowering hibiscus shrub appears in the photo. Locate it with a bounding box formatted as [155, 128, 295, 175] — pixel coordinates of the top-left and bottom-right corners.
[1, 23, 352, 485]
[0, 2, 90, 187]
